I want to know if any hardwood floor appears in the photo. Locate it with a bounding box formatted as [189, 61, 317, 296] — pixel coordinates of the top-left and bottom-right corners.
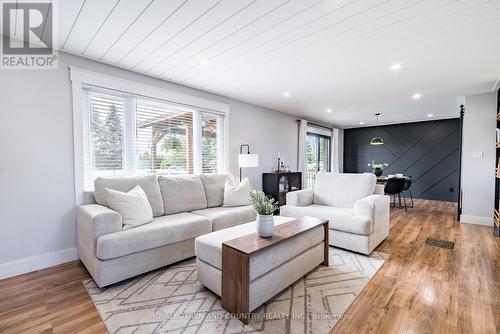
[332, 199, 500, 334]
[0, 199, 498, 333]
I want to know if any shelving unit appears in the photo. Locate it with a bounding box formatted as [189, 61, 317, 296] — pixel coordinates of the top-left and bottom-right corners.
[495, 87, 500, 237]
[262, 172, 302, 212]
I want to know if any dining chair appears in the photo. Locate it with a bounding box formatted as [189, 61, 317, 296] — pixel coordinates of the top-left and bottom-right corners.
[384, 177, 407, 212]
[403, 176, 414, 208]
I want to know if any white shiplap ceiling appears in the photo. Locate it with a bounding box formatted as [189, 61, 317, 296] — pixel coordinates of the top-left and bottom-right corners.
[16, 1, 500, 127]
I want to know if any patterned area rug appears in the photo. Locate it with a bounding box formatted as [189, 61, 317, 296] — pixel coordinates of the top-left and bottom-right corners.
[84, 247, 387, 334]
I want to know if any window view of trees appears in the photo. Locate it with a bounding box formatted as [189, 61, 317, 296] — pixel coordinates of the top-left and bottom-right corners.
[90, 100, 124, 175]
[136, 100, 193, 175]
[306, 134, 331, 188]
[138, 133, 188, 172]
[84, 87, 224, 189]
[306, 138, 317, 166]
[156, 133, 188, 171]
[202, 115, 218, 173]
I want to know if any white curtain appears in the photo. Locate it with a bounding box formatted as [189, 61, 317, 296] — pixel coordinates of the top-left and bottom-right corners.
[332, 128, 343, 173]
[297, 119, 308, 187]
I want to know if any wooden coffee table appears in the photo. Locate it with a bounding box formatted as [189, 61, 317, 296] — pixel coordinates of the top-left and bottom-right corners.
[221, 216, 329, 322]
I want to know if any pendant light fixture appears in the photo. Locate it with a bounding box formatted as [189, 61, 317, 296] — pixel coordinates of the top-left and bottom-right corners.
[370, 113, 384, 145]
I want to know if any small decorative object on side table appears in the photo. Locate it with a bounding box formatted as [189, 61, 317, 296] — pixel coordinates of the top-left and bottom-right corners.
[368, 161, 388, 177]
[249, 188, 279, 237]
[275, 152, 290, 173]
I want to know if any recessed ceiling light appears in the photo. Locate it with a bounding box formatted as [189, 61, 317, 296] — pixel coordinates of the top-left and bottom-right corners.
[200, 60, 209, 66]
[326, 108, 332, 113]
[359, 121, 365, 125]
[427, 113, 434, 118]
[391, 63, 402, 71]
[412, 93, 422, 99]
[283, 91, 290, 97]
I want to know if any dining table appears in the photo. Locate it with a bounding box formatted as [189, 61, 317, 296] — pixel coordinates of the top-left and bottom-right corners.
[376, 175, 410, 184]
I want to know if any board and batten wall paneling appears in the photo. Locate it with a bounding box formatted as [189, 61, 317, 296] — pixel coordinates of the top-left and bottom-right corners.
[343, 119, 460, 201]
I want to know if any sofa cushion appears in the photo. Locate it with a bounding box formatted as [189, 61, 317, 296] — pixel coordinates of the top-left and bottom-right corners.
[280, 204, 373, 235]
[94, 175, 164, 217]
[105, 185, 153, 230]
[191, 205, 256, 231]
[313, 172, 376, 208]
[200, 174, 227, 207]
[223, 177, 251, 207]
[158, 175, 208, 214]
[96, 212, 211, 260]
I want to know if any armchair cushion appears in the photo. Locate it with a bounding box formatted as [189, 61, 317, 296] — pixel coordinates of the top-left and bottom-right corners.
[280, 204, 372, 235]
[313, 172, 376, 208]
[286, 189, 313, 206]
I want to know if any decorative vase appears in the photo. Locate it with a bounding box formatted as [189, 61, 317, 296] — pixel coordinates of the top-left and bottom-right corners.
[373, 167, 383, 177]
[256, 214, 274, 238]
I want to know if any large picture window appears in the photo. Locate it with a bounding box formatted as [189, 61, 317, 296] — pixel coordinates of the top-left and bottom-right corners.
[82, 85, 225, 190]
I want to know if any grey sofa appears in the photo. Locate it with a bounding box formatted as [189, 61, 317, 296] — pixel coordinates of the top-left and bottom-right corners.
[77, 174, 256, 287]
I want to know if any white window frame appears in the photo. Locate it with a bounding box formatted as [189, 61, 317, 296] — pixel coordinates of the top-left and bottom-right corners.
[70, 67, 230, 205]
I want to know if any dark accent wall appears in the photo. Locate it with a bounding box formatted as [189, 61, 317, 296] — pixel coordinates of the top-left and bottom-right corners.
[344, 118, 460, 201]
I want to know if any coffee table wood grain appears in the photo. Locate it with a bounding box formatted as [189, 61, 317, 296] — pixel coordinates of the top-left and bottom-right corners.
[221, 216, 329, 323]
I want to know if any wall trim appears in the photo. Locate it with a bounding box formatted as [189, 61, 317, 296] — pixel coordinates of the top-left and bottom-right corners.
[459, 214, 493, 227]
[0, 248, 78, 280]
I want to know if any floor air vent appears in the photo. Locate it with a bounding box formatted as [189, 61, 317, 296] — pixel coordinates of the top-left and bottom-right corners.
[425, 238, 454, 249]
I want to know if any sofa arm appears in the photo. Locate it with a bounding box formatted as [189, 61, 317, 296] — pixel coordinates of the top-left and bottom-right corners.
[286, 189, 314, 206]
[354, 195, 389, 220]
[354, 194, 390, 249]
[77, 204, 122, 239]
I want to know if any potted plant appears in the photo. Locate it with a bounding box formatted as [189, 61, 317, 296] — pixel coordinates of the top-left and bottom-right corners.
[249, 188, 279, 238]
[368, 161, 388, 177]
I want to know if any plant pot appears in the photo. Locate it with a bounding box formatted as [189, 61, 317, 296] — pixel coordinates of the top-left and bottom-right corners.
[373, 167, 383, 177]
[256, 214, 274, 238]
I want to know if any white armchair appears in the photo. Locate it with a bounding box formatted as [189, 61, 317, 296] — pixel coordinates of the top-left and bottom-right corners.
[281, 172, 389, 254]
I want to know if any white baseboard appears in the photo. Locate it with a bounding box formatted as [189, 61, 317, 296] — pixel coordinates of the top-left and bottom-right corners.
[459, 214, 493, 227]
[0, 247, 78, 280]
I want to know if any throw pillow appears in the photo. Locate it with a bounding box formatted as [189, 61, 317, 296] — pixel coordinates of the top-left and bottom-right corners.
[223, 177, 251, 207]
[105, 185, 153, 230]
